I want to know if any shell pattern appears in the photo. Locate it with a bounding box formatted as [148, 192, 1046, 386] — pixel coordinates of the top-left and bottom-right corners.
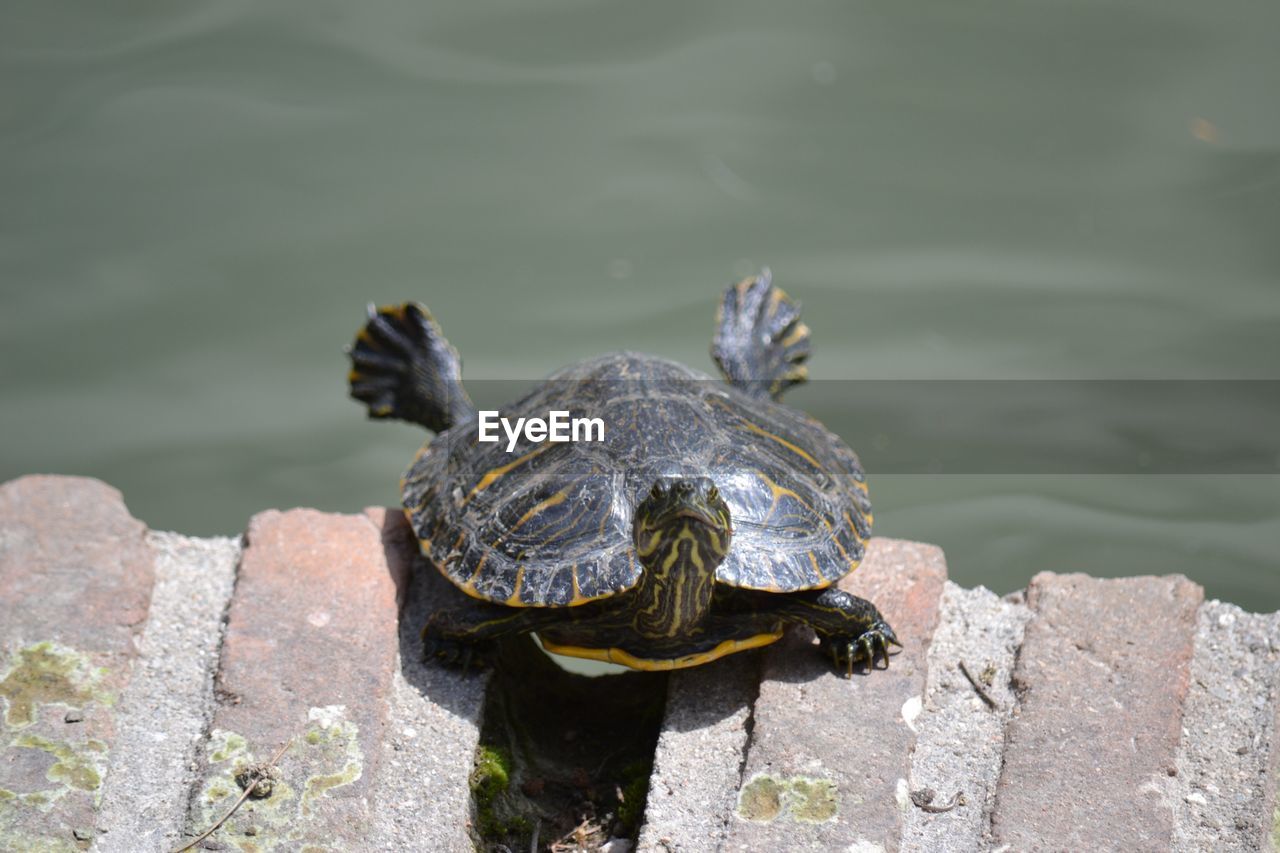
[402, 353, 871, 608]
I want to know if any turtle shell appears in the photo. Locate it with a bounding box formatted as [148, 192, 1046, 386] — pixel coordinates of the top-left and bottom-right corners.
[402, 353, 871, 607]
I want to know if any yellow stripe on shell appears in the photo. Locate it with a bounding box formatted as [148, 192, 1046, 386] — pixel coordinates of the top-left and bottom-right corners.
[740, 421, 823, 470]
[462, 443, 554, 506]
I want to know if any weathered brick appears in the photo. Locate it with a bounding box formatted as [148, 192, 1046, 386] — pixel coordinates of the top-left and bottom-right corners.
[990, 572, 1203, 852]
[723, 538, 947, 852]
[184, 507, 405, 849]
[0, 475, 156, 851]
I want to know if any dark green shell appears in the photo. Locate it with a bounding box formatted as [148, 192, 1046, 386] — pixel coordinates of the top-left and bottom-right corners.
[402, 353, 871, 607]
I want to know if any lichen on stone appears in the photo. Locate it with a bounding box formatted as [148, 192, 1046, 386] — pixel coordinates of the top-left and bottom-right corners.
[0, 642, 110, 729]
[736, 772, 839, 824]
[737, 774, 784, 822]
[191, 706, 364, 851]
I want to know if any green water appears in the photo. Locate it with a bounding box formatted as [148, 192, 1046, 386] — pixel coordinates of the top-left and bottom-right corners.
[3, 2, 1278, 607]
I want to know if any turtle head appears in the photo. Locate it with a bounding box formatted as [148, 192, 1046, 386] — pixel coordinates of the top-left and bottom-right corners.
[634, 477, 732, 566]
[631, 477, 733, 640]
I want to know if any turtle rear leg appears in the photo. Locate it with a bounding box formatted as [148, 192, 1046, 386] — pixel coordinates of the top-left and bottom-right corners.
[711, 268, 811, 401]
[347, 302, 476, 432]
[422, 600, 566, 668]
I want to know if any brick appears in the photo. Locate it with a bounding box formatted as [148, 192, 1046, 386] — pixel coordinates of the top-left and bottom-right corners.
[638, 653, 760, 852]
[184, 508, 406, 849]
[990, 572, 1203, 852]
[1173, 601, 1280, 850]
[0, 475, 156, 851]
[900, 583, 1030, 853]
[723, 538, 947, 852]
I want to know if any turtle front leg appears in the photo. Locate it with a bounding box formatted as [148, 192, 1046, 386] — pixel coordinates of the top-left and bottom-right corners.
[781, 587, 900, 677]
[422, 602, 565, 669]
[722, 587, 899, 677]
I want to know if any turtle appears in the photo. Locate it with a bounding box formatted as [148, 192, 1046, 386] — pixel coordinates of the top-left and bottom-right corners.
[346, 269, 897, 677]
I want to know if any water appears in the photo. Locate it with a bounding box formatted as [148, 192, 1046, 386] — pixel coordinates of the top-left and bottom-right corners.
[3, 1, 1278, 607]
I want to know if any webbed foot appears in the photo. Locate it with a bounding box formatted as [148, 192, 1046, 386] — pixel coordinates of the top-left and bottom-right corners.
[819, 620, 900, 678]
[711, 268, 811, 401]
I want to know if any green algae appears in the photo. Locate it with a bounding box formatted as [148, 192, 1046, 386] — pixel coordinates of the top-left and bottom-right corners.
[736, 773, 839, 824]
[0, 643, 110, 729]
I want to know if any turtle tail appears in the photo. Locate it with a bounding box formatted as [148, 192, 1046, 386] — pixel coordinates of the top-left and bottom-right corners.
[347, 302, 476, 432]
[711, 268, 810, 401]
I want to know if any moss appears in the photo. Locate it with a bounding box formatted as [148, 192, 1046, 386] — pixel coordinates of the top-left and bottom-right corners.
[470, 745, 513, 837]
[0, 642, 109, 728]
[616, 760, 652, 833]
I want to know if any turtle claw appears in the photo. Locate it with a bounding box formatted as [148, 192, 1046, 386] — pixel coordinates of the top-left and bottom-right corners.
[820, 621, 899, 677]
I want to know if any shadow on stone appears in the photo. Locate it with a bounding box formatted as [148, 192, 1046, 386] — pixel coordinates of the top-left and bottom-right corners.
[375, 509, 491, 722]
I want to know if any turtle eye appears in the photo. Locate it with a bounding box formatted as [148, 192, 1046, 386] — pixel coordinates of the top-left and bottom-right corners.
[706, 485, 720, 503]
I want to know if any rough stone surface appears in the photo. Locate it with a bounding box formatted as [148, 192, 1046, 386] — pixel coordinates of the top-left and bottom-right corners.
[900, 582, 1031, 853]
[990, 572, 1203, 852]
[9, 476, 1280, 851]
[1173, 600, 1280, 852]
[638, 653, 761, 853]
[0, 476, 156, 852]
[366, 508, 490, 853]
[723, 538, 947, 852]
[94, 532, 240, 853]
[182, 507, 406, 851]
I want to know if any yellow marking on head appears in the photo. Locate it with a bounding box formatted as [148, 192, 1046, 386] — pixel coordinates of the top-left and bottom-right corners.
[539, 629, 784, 671]
[637, 529, 663, 558]
[463, 444, 553, 506]
[781, 323, 809, 348]
[742, 422, 822, 470]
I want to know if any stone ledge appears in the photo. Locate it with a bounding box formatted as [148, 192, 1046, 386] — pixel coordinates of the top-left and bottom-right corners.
[0, 475, 1277, 852]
